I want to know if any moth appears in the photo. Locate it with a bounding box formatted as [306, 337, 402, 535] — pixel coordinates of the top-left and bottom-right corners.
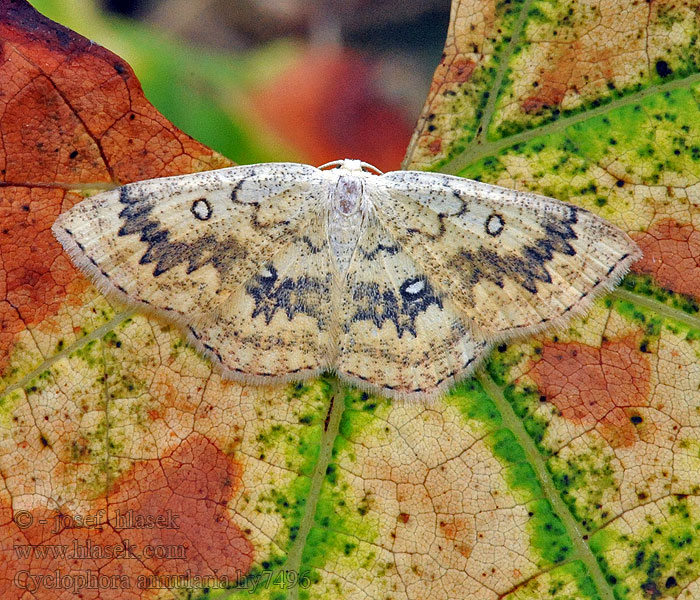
[52, 160, 642, 400]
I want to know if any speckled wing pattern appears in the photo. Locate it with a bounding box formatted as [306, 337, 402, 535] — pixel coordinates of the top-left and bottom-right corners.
[337, 216, 488, 396]
[52, 164, 325, 324]
[53, 161, 641, 400]
[186, 224, 336, 383]
[373, 171, 642, 341]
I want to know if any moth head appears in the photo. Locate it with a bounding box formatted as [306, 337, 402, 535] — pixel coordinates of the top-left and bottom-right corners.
[320, 159, 382, 216]
[318, 159, 383, 175]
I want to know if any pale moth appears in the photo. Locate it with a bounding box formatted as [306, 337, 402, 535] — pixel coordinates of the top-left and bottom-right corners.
[53, 160, 641, 400]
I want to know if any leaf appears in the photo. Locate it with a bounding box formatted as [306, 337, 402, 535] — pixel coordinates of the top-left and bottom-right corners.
[402, 1, 700, 599]
[2, 3, 700, 600]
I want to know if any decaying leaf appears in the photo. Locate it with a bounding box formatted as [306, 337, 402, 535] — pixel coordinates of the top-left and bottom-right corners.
[2, 1, 700, 599]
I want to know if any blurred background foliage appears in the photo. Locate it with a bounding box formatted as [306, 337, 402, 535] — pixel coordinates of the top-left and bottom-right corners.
[29, 0, 450, 171]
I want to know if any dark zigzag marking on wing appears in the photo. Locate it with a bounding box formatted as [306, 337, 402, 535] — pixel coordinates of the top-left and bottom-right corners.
[347, 276, 443, 339]
[117, 186, 248, 278]
[246, 264, 332, 329]
[448, 206, 579, 297]
[359, 242, 400, 260]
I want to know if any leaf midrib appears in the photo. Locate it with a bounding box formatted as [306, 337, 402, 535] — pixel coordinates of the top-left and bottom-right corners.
[443, 72, 700, 176]
[478, 372, 616, 600]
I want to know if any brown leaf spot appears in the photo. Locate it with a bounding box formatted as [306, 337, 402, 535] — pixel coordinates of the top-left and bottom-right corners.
[520, 40, 578, 114]
[108, 434, 253, 573]
[446, 57, 476, 83]
[439, 516, 473, 558]
[528, 336, 651, 448]
[0, 188, 89, 373]
[428, 138, 442, 154]
[0, 434, 253, 599]
[632, 219, 700, 300]
[147, 408, 162, 421]
[522, 86, 567, 114]
[520, 35, 621, 115]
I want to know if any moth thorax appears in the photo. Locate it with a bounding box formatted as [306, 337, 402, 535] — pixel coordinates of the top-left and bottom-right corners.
[328, 175, 364, 274]
[334, 175, 363, 216]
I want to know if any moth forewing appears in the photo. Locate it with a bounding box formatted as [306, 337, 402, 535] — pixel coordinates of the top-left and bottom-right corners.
[374, 171, 642, 344]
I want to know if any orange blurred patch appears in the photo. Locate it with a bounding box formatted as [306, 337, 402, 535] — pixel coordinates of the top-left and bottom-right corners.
[251, 47, 414, 172]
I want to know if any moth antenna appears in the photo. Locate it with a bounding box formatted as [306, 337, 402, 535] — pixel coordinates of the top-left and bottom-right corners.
[359, 162, 383, 175]
[317, 159, 383, 175]
[318, 160, 345, 170]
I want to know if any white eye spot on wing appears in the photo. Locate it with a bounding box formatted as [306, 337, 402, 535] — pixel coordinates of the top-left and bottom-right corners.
[485, 213, 505, 237]
[191, 198, 212, 221]
[404, 279, 425, 295]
